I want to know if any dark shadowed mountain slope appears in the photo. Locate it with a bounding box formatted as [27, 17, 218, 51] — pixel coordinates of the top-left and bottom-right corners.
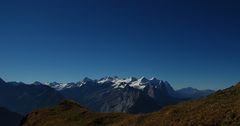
[0, 106, 23, 126]
[0, 79, 65, 115]
[21, 82, 240, 126]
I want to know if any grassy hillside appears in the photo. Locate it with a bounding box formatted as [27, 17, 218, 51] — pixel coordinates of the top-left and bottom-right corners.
[21, 82, 240, 126]
[21, 100, 136, 126]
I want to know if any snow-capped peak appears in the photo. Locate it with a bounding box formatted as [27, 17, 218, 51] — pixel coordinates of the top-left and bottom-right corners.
[98, 76, 117, 84]
[125, 76, 137, 83]
[138, 76, 149, 83]
[45, 76, 173, 91]
[46, 82, 67, 91]
[128, 77, 149, 90]
[150, 77, 158, 81]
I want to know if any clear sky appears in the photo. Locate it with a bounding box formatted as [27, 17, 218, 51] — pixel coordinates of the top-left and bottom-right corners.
[0, 0, 239, 89]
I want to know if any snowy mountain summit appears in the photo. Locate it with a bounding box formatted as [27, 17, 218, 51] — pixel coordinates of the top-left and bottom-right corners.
[44, 76, 171, 91]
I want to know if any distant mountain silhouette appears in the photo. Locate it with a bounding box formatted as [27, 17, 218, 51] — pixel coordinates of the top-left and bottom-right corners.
[21, 82, 240, 126]
[176, 87, 214, 99]
[0, 106, 23, 126]
[0, 78, 65, 115]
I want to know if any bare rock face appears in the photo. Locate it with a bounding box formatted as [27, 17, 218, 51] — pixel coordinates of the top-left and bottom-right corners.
[59, 77, 192, 114]
[61, 82, 161, 114]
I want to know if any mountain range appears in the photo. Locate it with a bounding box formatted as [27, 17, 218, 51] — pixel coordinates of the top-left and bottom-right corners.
[21, 82, 240, 126]
[46, 76, 214, 113]
[0, 77, 214, 116]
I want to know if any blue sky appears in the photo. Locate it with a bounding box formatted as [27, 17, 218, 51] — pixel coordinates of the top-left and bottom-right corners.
[0, 0, 239, 89]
